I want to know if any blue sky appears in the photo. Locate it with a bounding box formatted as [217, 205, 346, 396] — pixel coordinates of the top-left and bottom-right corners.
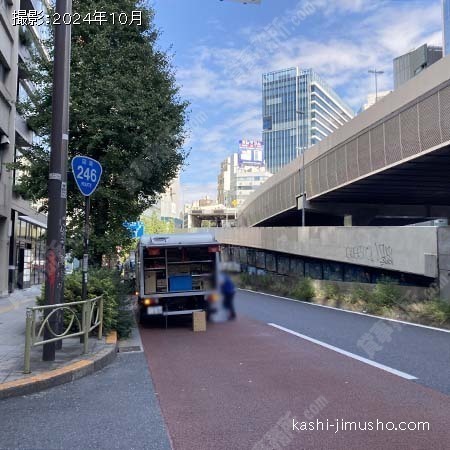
[150, 0, 443, 204]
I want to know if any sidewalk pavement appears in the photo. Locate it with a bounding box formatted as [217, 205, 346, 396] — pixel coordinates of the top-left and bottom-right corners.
[0, 285, 117, 399]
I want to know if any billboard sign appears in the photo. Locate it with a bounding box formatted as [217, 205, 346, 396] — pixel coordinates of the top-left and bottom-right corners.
[238, 139, 264, 166]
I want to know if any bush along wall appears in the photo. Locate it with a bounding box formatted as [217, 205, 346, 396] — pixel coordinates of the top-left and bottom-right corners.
[237, 273, 450, 329]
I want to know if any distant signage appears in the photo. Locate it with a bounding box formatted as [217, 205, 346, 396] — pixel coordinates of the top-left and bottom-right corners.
[123, 221, 144, 238]
[239, 139, 264, 166]
[71, 156, 103, 197]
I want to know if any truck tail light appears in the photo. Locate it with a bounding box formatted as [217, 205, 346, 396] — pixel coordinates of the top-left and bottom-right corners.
[143, 298, 159, 306]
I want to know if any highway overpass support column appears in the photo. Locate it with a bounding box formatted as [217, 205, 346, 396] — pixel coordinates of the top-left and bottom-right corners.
[342, 214, 373, 226]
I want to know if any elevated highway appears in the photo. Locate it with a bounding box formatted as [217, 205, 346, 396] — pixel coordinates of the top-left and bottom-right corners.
[238, 56, 450, 227]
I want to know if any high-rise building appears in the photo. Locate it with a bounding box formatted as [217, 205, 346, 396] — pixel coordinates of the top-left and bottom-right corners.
[218, 140, 272, 208]
[217, 154, 237, 207]
[143, 176, 183, 227]
[262, 68, 354, 173]
[0, 1, 50, 295]
[444, 0, 450, 56]
[393, 44, 443, 89]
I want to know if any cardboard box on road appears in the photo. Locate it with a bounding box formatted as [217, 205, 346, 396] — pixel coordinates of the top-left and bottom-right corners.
[193, 311, 206, 332]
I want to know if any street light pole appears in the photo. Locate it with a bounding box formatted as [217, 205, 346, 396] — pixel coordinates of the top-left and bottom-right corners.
[368, 69, 384, 102]
[43, 0, 73, 361]
[296, 109, 306, 227]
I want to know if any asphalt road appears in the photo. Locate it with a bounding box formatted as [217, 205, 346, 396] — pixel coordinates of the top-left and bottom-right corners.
[0, 353, 171, 450]
[235, 289, 450, 395]
[2, 290, 449, 450]
[140, 314, 450, 450]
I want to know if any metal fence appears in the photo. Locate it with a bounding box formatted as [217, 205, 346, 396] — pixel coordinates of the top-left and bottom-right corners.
[24, 295, 103, 374]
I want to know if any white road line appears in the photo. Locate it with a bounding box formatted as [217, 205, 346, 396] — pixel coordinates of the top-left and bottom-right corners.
[240, 289, 450, 334]
[268, 323, 418, 380]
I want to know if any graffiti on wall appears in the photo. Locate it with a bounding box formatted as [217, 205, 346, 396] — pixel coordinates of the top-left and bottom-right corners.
[345, 243, 394, 266]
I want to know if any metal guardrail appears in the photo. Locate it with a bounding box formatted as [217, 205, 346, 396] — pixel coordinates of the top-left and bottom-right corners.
[24, 295, 103, 374]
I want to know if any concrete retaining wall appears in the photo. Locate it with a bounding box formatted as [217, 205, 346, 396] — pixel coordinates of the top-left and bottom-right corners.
[216, 226, 439, 277]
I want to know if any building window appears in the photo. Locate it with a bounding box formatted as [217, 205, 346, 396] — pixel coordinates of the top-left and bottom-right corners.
[13, 217, 47, 289]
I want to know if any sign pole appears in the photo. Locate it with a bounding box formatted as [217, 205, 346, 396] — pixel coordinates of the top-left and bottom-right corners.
[71, 155, 102, 307]
[81, 195, 90, 301]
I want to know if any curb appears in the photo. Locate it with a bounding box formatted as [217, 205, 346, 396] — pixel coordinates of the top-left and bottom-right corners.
[0, 332, 118, 400]
[239, 288, 450, 333]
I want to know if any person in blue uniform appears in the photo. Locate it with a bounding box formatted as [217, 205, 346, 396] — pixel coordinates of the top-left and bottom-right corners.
[221, 273, 236, 320]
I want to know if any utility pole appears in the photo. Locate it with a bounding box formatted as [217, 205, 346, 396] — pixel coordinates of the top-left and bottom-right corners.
[55, 1, 73, 349]
[368, 69, 384, 102]
[43, 0, 73, 361]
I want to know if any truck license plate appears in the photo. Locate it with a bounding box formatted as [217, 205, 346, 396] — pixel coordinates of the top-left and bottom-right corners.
[147, 306, 163, 315]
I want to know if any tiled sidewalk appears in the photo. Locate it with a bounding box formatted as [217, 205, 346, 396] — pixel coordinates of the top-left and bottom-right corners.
[0, 286, 113, 387]
[0, 286, 41, 383]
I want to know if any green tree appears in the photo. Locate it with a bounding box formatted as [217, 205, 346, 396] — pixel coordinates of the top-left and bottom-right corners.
[15, 0, 188, 265]
[141, 212, 175, 234]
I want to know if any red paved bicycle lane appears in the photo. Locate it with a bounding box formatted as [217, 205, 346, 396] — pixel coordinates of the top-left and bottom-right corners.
[140, 317, 450, 450]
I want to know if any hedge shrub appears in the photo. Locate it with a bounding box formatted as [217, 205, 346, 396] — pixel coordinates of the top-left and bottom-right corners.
[37, 268, 134, 338]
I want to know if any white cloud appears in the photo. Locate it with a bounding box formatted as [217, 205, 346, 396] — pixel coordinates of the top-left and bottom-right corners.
[177, 0, 443, 193]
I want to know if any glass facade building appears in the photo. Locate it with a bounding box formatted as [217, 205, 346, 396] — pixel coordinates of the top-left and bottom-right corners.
[218, 150, 272, 208]
[444, 0, 450, 56]
[262, 68, 354, 173]
[9, 213, 47, 290]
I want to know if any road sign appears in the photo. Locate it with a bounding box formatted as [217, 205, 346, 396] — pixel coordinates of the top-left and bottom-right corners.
[123, 221, 145, 238]
[71, 156, 103, 197]
[71, 156, 103, 304]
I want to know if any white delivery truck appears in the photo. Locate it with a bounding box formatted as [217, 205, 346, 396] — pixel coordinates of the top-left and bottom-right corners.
[135, 232, 221, 324]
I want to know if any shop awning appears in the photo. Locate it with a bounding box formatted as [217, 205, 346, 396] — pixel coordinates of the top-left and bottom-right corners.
[19, 215, 47, 229]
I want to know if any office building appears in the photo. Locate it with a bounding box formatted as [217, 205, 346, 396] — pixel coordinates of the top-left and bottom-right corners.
[393, 44, 442, 89]
[218, 153, 238, 207]
[262, 68, 354, 173]
[218, 140, 272, 208]
[444, 0, 450, 56]
[0, 1, 49, 295]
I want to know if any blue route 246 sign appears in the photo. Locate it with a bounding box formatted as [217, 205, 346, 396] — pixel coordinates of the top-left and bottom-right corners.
[71, 156, 103, 197]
